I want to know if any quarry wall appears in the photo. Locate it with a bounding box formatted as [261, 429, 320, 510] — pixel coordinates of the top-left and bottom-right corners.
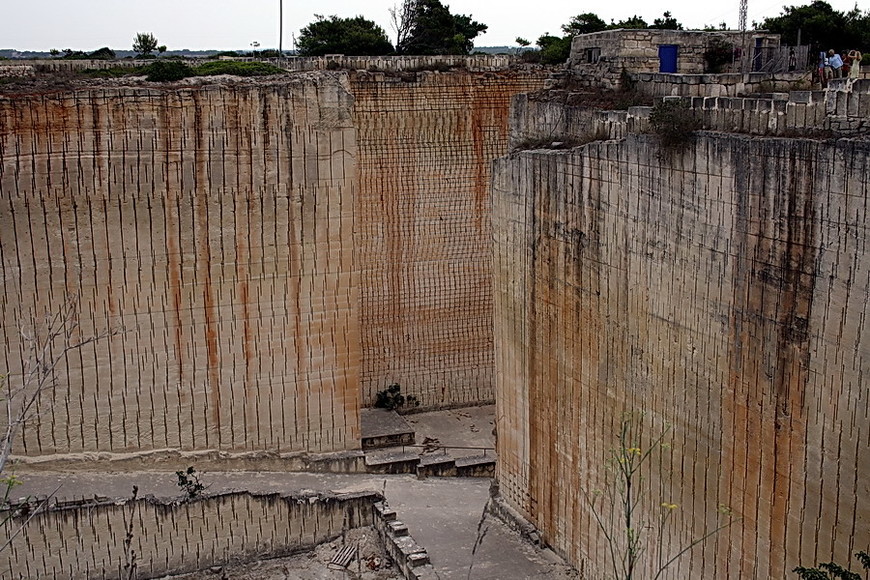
[0, 66, 551, 462]
[492, 133, 870, 578]
[0, 490, 377, 579]
[351, 69, 549, 408]
[0, 75, 362, 457]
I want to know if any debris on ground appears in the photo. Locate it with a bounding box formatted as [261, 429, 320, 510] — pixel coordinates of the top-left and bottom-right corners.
[158, 526, 399, 580]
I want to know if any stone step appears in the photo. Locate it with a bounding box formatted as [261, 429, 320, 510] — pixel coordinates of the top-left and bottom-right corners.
[387, 520, 409, 537]
[364, 449, 420, 474]
[374, 501, 397, 522]
[416, 454, 457, 478]
[454, 454, 496, 477]
[360, 408, 416, 450]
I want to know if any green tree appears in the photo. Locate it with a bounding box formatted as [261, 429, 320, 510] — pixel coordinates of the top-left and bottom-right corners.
[133, 32, 159, 56]
[650, 11, 683, 30]
[761, 1, 869, 50]
[536, 34, 572, 64]
[562, 12, 608, 36]
[610, 15, 648, 29]
[297, 14, 393, 56]
[398, 0, 487, 55]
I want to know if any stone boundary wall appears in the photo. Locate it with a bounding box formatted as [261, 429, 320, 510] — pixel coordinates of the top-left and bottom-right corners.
[493, 133, 870, 579]
[629, 71, 810, 97]
[11, 55, 523, 74]
[373, 501, 438, 580]
[0, 490, 379, 579]
[0, 64, 34, 77]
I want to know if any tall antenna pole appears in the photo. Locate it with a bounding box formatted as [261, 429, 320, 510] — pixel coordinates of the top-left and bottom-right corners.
[279, 0, 283, 56]
[739, 0, 748, 72]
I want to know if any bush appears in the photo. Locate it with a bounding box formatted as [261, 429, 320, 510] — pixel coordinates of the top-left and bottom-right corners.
[175, 466, 206, 500]
[704, 38, 734, 73]
[143, 60, 194, 82]
[649, 99, 701, 150]
[193, 61, 284, 77]
[81, 66, 143, 78]
[89, 47, 116, 60]
[375, 384, 419, 411]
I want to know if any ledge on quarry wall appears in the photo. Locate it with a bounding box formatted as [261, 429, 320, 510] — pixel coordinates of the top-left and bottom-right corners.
[0, 490, 380, 579]
[510, 78, 868, 146]
[7, 54, 535, 75]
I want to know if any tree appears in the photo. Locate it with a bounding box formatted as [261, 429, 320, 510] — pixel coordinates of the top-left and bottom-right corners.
[133, 32, 159, 56]
[761, 1, 869, 50]
[397, 0, 488, 55]
[389, 1, 415, 50]
[536, 34, 572, 64]
[562, 13, 608, 36]
[297, 14, 393, 56]
[650, 11, 683, 30]
[610, 15, 649, 29]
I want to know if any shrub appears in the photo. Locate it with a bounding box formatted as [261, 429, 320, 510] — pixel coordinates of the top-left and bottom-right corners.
[89, 47, 116, 60]
[81, 66, 143, 78]
[649, 99, 701, 150]
[704, 38, 734, 73]
[193, 61, 284, 77]
[375, 384, 419, 411]
[143, 60, 194, 82]
[175, 466, 206, 499]
[793, 551, 869, 579]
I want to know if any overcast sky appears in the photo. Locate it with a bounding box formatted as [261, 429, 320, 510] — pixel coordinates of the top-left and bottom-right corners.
[1, 0, 865, 52]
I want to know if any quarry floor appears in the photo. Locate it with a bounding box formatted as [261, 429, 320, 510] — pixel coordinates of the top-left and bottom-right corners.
[14, 405, 577, 579]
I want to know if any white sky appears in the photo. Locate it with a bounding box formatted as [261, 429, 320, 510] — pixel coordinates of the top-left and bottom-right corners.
[1, 0, 866, 52]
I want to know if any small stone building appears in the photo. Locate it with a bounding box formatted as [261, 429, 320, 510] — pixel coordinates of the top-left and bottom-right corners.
[569, 29, 782, 86]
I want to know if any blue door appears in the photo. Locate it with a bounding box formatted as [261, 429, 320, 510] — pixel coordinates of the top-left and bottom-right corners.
[658, 44, 678, 73]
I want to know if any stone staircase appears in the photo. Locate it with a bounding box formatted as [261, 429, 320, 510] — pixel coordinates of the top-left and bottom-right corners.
[360, 408, 495, 478]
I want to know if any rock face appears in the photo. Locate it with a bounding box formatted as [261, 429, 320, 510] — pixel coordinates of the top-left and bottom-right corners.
[492, 134, 870, 578]
[0, 67, 551, 459]
[352, 69, 549, 409]
[0, 75, 362, 455]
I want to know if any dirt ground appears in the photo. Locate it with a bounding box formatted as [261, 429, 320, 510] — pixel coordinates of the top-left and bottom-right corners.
[157, 526, 400, 580]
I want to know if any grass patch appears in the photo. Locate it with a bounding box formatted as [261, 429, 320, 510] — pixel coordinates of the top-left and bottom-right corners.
[512, 127, 611, 152]
[143, 60, 195, 81]
[80, 66, 144, 78]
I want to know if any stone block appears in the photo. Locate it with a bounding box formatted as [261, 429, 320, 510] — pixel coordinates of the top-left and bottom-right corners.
[789, 91, 812, 104]
[847, 93, 859, 117]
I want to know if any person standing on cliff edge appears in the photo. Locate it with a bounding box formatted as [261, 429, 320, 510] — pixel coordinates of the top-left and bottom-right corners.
[849, 50, 862, 78]
[828, 49, 844, 78]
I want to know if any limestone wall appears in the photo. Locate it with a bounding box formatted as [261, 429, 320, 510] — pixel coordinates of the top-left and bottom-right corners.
[13, 55, 524, 75]
[493, 134, 870, 578]
[351, 69, 549, 408]
[0, 490, 377, 579]
[0, 75, 362, 457]
[0, 67, 551, 462]
[629, 71, 810, 97]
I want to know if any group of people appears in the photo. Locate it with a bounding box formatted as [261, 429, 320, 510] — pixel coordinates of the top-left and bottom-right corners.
[818, 48, 863, 85]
